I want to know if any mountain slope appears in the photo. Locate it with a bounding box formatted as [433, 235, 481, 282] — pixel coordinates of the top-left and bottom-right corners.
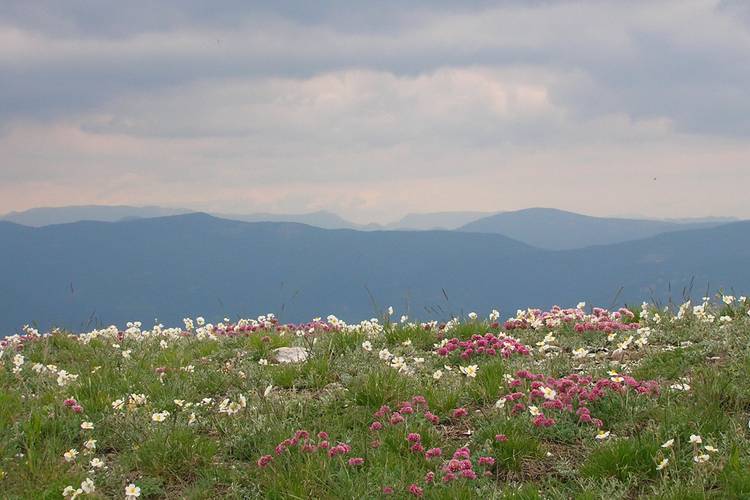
[0, 205, 191, 226]
[458, 207, 731, 250]
[1, 215, 748, 334]
[214, 210, 364, 230]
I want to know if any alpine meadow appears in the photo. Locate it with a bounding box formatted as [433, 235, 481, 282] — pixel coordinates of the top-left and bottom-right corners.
[2, 1, 750, 499]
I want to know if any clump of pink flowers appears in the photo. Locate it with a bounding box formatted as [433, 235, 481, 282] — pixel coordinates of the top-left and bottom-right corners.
[258, 429, 358, 466]
[504, 305, 638, 333]
[440, 446, 495, 483]
[500, 370, 659, 427]
[370, 396, 441, 432]
[63, 398, 84, 413]
[435, 333, 531, 360]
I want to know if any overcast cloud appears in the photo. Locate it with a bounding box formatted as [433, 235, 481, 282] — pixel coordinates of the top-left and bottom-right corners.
[1, 0, 749, 222]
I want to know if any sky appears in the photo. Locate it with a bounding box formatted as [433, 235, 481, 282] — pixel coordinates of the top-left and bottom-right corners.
[1, 0, 750, 224]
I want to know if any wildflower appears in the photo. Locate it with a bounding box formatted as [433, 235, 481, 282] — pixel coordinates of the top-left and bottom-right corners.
[494, 398, 506, 409]
[468, 312, 478, 320]
[387, 306, 394, 316]
[125, 483, 141, 498]
[151, 411, 170, 422]
[12, 354, 24, 373]
[693, 454, 710, 463]
[111, 399, 124, 410]
[361, 341, 372, 351]
[541, 386, 557, 400]
[495, 434, 508, 442]
[383, 486, 394, 494]
[528, 405, 541, 417]
[264, 385, 274, 397]
[478, 456, 495, 466]
[121, 349, 132, 359]
[459, 364, 478, 378]
[379, 348, 392, 361]
[408, 484, 424, 497]
[64, 448, 78, 462]
[62, 486, 83, 499]
[656, 458, 669, 470]
[257, 455, 273, 467]
[452, 408, 468, 419]
[661, 439, 674, 448]
[704, 445, 719, 453]
[81, 478, 95, 494]
[258, 358, 268, 366]
[572, 348, 588, 359]
[89, 457, 104, 468]
[389, 412, 404, 425]
[689, 434, 702, 445]
[402, 339, 412, 347]
[489, 309, 501, 322]
[348, 457, 365, 466]
[80, 421, 94, 430]
[83, 439, 96, 451]
[595, 430, 611, 440]
[432, 370, 443, 380]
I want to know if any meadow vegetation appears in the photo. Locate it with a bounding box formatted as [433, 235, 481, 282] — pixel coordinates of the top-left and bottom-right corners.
[1, 297, 750, 499]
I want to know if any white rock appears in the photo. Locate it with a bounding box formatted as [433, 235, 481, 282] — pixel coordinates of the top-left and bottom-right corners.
[273, 347, 309, 364]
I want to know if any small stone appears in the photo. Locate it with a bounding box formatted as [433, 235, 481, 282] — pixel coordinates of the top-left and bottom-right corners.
[273, 347, 309, 363]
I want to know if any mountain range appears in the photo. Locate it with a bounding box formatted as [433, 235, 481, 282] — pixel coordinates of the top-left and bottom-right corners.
[1, 205, 738, 247]
[457, 208, 734, 250]
[1, 213, 748, 334]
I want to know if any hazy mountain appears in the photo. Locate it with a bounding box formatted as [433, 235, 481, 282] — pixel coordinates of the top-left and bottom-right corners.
[1, 214, 748, 334]
[458, 208, 733, 250]
[214, 210, 365, 230]
[0, 205, 191, 227]
[2, 206, 366, 231]
[388, 211, 493, 230]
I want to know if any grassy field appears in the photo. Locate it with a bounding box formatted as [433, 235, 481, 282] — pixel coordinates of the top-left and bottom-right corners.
[1, 298, 750, 499]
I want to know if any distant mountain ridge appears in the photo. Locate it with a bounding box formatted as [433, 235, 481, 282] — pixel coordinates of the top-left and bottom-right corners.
[3, 205, 741, 250]
[458, 207, 733, 250]
[1, 213, 748, 334]
[0, 205, 191, 226]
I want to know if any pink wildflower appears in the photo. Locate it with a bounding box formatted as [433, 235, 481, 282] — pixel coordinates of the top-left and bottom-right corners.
[452, 407, 468, 419]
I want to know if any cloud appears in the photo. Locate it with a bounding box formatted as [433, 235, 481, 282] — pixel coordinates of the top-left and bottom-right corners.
[0, 0, 749, 220]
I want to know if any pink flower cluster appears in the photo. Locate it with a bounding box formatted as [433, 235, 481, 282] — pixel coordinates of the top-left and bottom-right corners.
[257, 430, 363, 468]
[383, 445, 495, 496]
[503, 370, 659, 427]
[370, 396, 440, 437]
[440, 447, 495, 482]
[258, 396, 501, 496]
[435, 333, 531, 360]
[63, 398, 84, 414]
[504, 306, 638, 333]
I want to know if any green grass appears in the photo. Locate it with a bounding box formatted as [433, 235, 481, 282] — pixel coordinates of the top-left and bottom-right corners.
[1, 300, 749, 498]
